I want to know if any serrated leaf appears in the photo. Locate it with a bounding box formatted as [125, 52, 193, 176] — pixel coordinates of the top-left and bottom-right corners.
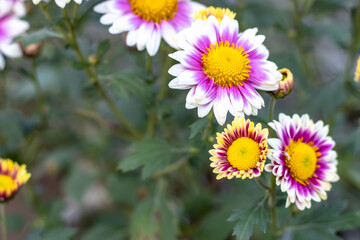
[130, 194, 179, 240]
[189, 118, 208, 139]
[291, 201, 360, 239]
[228, 196, 270, 240]
[97, 39, 111, 59]
[101, 72, 151, 103]
[118, 139, 183, 179]
[16, 29, 63, 47]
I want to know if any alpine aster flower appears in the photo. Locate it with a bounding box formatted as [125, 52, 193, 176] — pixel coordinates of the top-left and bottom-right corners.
[265, 114, 339, 210]
[94, 0, 204, 56]
[168, 15, 281, 125]
[209, 117, 269, 180]
[0, 0, 26, 17]
[0, 14, 29, 69]
[0, 158, 31, 202]
[32, 0, 82, 8]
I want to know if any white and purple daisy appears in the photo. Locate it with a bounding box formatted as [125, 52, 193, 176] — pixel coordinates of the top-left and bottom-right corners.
[265, 113, 339, 210]
[0, 14, 29, 69]
[32, 0, 82, 8]
[94, 0, 204, 56]
[0, 0, 26, 17]
[168, 15, 282, 125]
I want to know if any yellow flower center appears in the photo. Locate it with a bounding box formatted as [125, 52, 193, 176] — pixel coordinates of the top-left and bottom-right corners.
[129, 0, 178, 23]
[227, 137, 260, 171]
[0, 174, 16, 191]
[194, 6, 236, 23]
[285, 141, 318, 185]
[202, 41, 251, 87]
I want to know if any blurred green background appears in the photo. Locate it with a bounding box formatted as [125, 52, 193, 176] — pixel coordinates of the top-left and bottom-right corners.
[1, 0, 360, 239]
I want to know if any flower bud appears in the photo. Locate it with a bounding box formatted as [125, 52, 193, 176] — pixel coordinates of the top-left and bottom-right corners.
[273, 68, 294, 98]
[22, 43, 42, 58]
[88, 54, 99, 65]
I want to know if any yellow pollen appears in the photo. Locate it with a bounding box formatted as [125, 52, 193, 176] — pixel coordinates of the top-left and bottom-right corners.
[0, 174, 16, 191]
[129, 0, 178, 23]
[194, 6, 236, 22]
[202, 41, 251, 87]
[227, 137, 260, 171]
[285, 141, 318, 185]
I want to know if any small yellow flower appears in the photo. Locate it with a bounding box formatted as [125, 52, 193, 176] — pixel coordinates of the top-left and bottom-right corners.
[0, 158, 31, 202]
[354, 56, 360, 82]
[194, 6, 236, 22]
[209, 117, 269, 180]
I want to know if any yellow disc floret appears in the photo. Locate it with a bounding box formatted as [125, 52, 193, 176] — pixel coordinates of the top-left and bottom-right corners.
[202, 41, 251, 87]
[227, 137, 260, 171]
[0, 175, 17, 192]
[285, 141, 318, 185]
[129, 0, 178, 23]
[194, 6, 236, 23]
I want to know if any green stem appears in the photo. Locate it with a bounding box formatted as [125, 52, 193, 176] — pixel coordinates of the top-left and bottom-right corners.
[146, 109, 157, 138]
[146, 54, 152, 76]
[255, 178, 271, 191]
[157, 50, 173, 100]
[61, 8, 142, 140]
[344, 0, 360, 83]
[268, 96, 277, 236]
[0, 68, 7, 108]
[202, 112, 214, 141]
[31, 59, 47, 125]
[268, 96, 276, 123]
[0, 204, 7, 240]
[292, 0, 317, 86]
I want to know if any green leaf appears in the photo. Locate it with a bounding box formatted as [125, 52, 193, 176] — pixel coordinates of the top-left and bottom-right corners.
[130, 194, 179, 240]
[228, 196, 270, 240]
[101, 72, 151, 103]
[97, 39, 111, 59]
[41, 227, 76, 240]
[189, 118, 208, 139]
[0, 109, 24, 154]
[292, 202, 360, 239]
[16, 29, 63, 47]
[118, 139, 184, 179]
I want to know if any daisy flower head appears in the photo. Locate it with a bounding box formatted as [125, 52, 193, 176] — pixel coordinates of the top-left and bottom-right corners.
[265, 114, 339, 210]
[194, 6, 236, 23]
[32, 0, 82, 8]
[168, 15, 282, 125]
[0, 0, 26, 17]
[0, 158, 31, 202]
[0, 14, 29, 70]
[94, 0, 205, 56]
[209, 117, 269, 180]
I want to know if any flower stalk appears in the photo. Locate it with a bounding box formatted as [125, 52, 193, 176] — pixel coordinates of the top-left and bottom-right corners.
[268, 96, 278, 236]
[0, 204, 6, 240]
[60, 8, 142, 140]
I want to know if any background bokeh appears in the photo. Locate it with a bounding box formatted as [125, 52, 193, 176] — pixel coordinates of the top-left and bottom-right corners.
[1, 0, 360, 239]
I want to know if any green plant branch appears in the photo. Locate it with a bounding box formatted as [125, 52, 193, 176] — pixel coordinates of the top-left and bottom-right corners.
[0, 204, 7, 240]
[255, 178, 272, 191]
[268, 96, 278, 237]
[60, 8, 142, 140]
[202, 112, 215, 141]
[0, 68, 7, 108]
[344, 0, 360, 84]
[30, 59, 47, 125]
[291, 0, 318, 86]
